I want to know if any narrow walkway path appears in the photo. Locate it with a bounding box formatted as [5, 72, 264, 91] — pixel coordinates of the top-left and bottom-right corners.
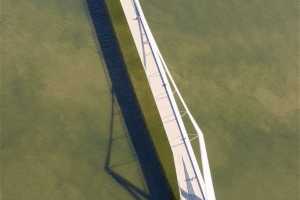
[120, 0, 212, 199]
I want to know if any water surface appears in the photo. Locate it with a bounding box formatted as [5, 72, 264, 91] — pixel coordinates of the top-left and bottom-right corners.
[140, 0, 299, 199]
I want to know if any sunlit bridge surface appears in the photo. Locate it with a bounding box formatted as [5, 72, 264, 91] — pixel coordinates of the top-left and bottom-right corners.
[120, 0, 217, 199]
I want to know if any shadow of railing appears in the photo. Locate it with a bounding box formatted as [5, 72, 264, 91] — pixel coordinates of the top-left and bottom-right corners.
[105, 92, 149, 200]
[85, 0, 173, 199]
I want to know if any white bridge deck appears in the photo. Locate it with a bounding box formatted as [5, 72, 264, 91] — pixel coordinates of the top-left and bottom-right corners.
[120, 1, 216, 199]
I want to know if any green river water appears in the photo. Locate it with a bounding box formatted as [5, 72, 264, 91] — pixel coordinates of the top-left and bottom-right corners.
[1, 0, 298, 200]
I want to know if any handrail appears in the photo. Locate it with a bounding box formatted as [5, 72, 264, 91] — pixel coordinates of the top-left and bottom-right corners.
[130, 0, 207, 195]
[129, 0, 216, 199]
[158, 53, 216, 200]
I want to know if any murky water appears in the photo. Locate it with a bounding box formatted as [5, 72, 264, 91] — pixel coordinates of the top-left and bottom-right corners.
[1, 0, 149, 199]
[1, 0, 298, 200]
[140, 0, 299, 199]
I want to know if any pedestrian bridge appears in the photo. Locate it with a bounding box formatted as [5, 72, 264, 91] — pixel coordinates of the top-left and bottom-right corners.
[120, 0, 216, 199]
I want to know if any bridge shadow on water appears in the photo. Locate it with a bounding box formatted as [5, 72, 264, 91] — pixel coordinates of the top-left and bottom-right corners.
[85, 0, 173, 199]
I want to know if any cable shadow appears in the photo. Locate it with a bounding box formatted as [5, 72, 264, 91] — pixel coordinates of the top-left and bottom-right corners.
[85, 0, 173, 199]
